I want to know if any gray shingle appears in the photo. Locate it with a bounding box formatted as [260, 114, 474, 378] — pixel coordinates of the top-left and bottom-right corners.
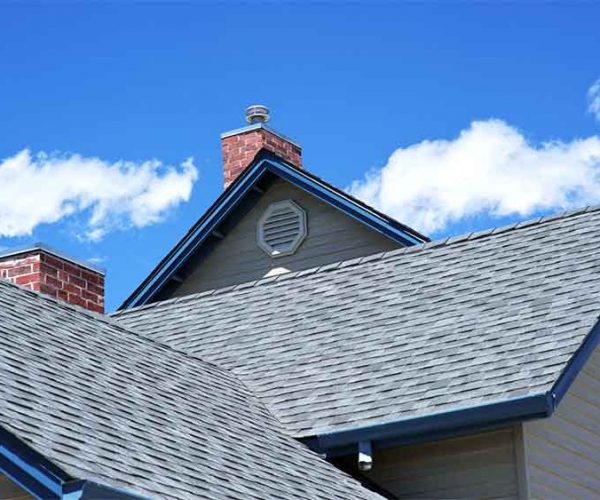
[115, 207, 600, 439]
[0, 281, 380, 499]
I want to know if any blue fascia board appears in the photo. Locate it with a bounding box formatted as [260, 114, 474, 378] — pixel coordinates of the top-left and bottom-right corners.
[0, 426, 69, 499]
[305, 393, 553, 455]
[267, 162, 421, 246]
[121, 155, 425, 309]
[551, 316, 600, 407]
[62, 479, 148, 499]
[307, 317, 600, 457]
[121, 159, 269, 308]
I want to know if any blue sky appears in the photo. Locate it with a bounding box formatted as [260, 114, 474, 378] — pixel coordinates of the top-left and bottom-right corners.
[1, 3, 599, 310]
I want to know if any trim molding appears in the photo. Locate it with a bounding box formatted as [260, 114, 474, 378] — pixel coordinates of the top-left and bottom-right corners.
[303, 394, 552, 457]
[304, 316, 600, 458]
[0, 426, 69, 499]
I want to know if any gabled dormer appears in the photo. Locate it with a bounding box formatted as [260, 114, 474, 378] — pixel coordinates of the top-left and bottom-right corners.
[121, 106, 427, 309]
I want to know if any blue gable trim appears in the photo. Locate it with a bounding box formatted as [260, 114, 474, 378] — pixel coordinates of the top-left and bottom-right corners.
[551, 316, 600, 407]
[0, 426, 69, 499]
[120, 151, 428, 310]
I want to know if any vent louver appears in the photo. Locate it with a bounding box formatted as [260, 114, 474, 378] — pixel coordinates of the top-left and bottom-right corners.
[257, 200, 307, 257]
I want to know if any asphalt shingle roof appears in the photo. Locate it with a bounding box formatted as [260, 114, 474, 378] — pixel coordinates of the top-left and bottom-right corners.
[0, 280, 380, 499]
[114, 206, 600, 438]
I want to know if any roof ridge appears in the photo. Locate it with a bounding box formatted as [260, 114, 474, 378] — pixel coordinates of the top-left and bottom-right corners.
[113, 204, 600, 316]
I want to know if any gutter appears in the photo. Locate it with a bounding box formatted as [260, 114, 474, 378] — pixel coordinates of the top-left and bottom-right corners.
[305, 314, 600, 458]
[304, 393, 553, 457]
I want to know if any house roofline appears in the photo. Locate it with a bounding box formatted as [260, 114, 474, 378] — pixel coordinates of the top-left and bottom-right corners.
[303, 314, 600, 457]
[302, 393, 553, 457]
[119, 150, 428, 310]
[0, 425, 71, 499]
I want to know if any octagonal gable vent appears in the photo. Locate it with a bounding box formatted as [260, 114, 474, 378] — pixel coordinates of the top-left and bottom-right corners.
[257, 200, 307, 257]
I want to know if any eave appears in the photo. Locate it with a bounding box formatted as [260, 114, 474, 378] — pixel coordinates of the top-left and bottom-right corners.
[303, 314, 600, 458]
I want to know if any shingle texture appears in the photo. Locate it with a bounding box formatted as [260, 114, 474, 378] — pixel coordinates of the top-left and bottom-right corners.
[0, 280, 380, 499]
[115, 207, 600, 438]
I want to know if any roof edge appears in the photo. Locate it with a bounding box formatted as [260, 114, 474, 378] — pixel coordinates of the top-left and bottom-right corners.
[305, 315, 600, 457]
[63, 479, 148, 499]
[550, 314, 600, 407]
[119, 150, 427, 310]
[0, 424, 72, 499]
[303, 393, 553, 456]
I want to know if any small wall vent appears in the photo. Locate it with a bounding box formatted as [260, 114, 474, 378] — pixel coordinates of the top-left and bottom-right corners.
[257, 200, 307, 258]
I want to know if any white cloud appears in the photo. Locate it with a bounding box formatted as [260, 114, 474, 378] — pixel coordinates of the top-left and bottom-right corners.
[349, 119, 600, 234]
[589, 79, 600, 121]
[0, 149, 198, 240]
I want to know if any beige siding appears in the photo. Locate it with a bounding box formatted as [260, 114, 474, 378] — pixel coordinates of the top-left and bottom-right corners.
[523, 345, 600, 498]
[335, 428, 520, 499]
[173, 179, 399, 295]
[0, 474, 33, 500]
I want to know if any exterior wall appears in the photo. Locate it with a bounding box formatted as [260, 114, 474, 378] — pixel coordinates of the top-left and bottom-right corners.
[0, 473, 33, 499]
[173, 179, 400, 296]
[523, 345, 600, 498]
[333, 428, 522, 499]
[0, 250, 105, 313]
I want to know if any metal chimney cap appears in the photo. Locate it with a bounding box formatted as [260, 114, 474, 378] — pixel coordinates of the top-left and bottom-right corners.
[245, 104, 270, 124]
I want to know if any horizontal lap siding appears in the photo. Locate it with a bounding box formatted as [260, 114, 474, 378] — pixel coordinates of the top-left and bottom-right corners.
[338, 428, 519, 499]
[174, 179, 399, 296]
[524, 345, 600, 498]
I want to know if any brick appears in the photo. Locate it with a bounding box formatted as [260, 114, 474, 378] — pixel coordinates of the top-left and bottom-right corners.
[0, 248, 105, 312]
[63, 262, 82, 277]
[57, 270, 70, 282]
[15, 273, 40, 285]
[42, 254, 65, 270]
[68, 294, 86, 308]
[87, 283, 104, 295]
[44, 275, 62, 289]
[221, 127, 302, 189]
[86, 302, 104, 314]
[82, 289, 99, 302]
[7, 264, 33, 277]
[63, 283, 81, 295]
[41, 263, 57, 276]
[81, 270, 103, 285]
[69, 274, 87, 288]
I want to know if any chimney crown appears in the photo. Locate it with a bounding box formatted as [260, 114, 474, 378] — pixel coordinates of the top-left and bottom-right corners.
[221, 107, 302, 189]
[0, 243, 105, 313]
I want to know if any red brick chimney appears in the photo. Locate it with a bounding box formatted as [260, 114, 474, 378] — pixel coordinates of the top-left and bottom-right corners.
[221, 105, 302, 189]
[0, 244, 105, 313]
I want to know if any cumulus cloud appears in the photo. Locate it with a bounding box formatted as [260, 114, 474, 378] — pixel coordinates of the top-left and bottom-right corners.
[349, 119, 600, 234]
[589, 79, 600, 121]
[0, 149, 198, 240]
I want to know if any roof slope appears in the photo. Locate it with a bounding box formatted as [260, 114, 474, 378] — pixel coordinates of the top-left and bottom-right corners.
[115, 207, 600, 439]
[0, 281, 380, 499]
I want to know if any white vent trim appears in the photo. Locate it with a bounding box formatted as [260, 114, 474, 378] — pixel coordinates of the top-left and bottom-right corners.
[257, 200, 307, 258]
